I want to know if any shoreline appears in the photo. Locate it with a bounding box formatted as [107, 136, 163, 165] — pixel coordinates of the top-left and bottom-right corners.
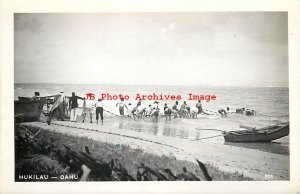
[21, 119, 289, 181]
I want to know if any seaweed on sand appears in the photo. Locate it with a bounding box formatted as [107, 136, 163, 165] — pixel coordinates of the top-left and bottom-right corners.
[15, 125, 252, 181]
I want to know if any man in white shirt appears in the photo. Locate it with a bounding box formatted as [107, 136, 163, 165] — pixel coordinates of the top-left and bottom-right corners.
[116, 98, 128, 116]
[82, 99, 95, 123]
[145, 105, 152, 117]
[190, 107, 199, 118]
[127, 103, 133, 117]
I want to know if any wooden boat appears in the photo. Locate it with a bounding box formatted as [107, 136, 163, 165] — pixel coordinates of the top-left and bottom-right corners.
[14, 97, 46, 122]
[222, 124, 289, 142]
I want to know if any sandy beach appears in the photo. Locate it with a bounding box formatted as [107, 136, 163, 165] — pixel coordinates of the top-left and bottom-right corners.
[5, 10, 297, 194]
[21, 116, 289, 181]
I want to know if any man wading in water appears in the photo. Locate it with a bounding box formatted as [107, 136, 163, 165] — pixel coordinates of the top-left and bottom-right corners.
[196, 100, 202, 114]
[218, 107, 230, 117]
[116, 98, 127, 116]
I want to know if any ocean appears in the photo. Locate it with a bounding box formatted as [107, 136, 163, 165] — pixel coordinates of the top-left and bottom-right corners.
[14, 83, 289, 155]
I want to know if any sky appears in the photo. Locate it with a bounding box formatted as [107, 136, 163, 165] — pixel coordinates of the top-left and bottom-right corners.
[14, 12, 288, 86]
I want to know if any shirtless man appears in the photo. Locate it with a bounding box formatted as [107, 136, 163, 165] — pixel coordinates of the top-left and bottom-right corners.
[151, 107, 160, 122]
[172, 101, 179, 118]
[196, 100, 202, 114]
[245, 109, 255, 116]
[163, 103, 172, 121]
[236, 108, 245, 114]
[180, 101, 190, 117]
[218, 107, 230, 117]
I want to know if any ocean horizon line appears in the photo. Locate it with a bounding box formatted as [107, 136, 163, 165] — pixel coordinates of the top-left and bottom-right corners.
[14, 82, 289, 88]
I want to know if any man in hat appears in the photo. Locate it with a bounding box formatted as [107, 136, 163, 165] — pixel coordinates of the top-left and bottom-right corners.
[180, 101, 190, 117]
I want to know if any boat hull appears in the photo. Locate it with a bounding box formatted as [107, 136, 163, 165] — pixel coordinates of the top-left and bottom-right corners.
[14, 99, 46, 122]
[223, 124, 289, 142]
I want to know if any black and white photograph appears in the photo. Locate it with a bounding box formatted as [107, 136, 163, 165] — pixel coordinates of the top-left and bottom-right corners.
[1, 1, 300, 193]
[13, 12, 290, 182]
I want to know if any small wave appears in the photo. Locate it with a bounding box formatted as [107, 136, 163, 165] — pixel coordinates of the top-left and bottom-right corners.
[255, 118, 288, 124]
[257, 113, 289, 118]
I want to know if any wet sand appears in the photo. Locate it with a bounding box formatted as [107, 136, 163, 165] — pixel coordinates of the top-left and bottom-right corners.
[85, 115, 289, 155]
[21, 116, 289, 180]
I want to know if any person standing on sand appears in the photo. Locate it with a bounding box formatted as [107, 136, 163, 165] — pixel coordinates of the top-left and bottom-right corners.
[95, 98, 104, 124]
[63, 94, 69, 115]
[47, 92, 65, 125]
[69, 92, 85, 122]
[116, 98, 127, 116]
[82, 99, 94, 123]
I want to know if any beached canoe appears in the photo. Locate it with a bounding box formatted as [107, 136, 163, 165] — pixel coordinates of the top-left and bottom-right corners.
[14, 98, 46, 122]
[222, 124, 289, 142]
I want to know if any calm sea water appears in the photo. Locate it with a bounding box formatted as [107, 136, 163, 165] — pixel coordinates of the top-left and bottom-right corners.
[14, 83, 289, 155]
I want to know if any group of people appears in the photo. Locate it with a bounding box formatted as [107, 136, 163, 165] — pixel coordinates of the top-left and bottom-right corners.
[217, 107, 256, 117]
[34, 91, 255, 125]
[43, 92, 104, 125]
[235, 108, 256, 116]
[116, 99, 204, 121]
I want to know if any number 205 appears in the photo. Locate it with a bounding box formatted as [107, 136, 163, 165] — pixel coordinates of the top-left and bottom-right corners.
[264, 174, 273, 180]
